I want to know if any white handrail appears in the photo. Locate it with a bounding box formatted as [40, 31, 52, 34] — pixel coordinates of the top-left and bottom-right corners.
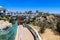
[27, 24, 42, 40]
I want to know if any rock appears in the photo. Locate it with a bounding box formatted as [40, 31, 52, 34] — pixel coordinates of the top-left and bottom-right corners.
[0, 20, 12, 30]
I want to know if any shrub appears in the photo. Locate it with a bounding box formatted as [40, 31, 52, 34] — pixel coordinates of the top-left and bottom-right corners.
[56, 22, 60, 34]
[32, 22, 36, 26]
[39, 26, 45, 33]
[0, 18, 8, 21]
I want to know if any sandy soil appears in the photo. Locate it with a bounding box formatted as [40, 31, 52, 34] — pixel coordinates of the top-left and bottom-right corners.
[40, 29, 60, 40]
[15, 25, 34, 40]
[30, 24, 40, 32]
[30, 24, 60, 40]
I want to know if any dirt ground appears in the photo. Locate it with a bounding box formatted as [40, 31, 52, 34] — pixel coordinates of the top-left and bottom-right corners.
[30, 24, 60, 40]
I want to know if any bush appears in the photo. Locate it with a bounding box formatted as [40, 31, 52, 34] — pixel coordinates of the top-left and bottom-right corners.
[0, 18, 8, 21]
[32, 22, 36, 26]
[5, 16, 10, 20]
[9, 18, 16, 24]
[56, 22, 60, 34]
[39, 26, 45, 33]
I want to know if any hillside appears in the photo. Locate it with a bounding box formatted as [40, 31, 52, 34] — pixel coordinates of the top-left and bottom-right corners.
[29, 13, 60, 40]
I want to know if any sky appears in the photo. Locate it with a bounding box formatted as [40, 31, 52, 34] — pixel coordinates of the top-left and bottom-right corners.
[0, 0, 60, 14]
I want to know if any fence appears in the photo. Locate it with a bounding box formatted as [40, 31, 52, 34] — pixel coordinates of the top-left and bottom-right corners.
[0, 21, 18, 40]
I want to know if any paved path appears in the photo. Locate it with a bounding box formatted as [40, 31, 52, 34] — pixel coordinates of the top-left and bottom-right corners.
[15, 25, 34, 40]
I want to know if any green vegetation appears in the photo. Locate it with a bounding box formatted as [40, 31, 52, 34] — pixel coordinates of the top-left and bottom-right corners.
[0, 17, 8, 21]
[0, 15, 11, 21]
[56, 22, 60, 34]
[0, 15, 18, 25]
[5, 16, 10, 20]
[31, 22, 36, 26]
[40, 26, 45, 33]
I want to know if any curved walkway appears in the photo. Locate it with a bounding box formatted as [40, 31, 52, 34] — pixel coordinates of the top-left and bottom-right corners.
[26, 25, 42, 40]
[15, 25, 34, 40]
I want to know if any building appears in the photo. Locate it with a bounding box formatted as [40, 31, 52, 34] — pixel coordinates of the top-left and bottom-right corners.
[0, 7, 6, 17]
[0, 7, 15, 17]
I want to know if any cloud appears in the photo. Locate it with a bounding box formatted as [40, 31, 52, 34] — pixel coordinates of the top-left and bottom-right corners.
[0, 6, 3, 8]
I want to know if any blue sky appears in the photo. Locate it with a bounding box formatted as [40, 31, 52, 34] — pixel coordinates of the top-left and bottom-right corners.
[0, 0, 60, 14]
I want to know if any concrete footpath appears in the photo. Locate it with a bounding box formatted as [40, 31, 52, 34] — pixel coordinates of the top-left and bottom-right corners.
[14, 25, 34, 40]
